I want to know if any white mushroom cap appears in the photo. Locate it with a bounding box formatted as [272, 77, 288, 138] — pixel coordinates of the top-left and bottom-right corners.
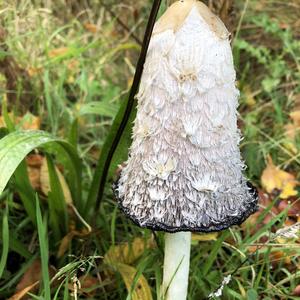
[114, 0, 258, 232]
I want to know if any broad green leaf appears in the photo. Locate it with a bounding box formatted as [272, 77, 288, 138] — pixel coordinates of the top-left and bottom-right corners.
[79, 101, 118, 118]
[0, 130, 81, 199]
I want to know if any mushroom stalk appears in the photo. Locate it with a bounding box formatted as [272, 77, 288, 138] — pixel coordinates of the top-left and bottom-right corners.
[162, 232, 191, 300]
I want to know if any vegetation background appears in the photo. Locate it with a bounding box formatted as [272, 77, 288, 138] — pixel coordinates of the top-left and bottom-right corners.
[0, 0, 300, 299]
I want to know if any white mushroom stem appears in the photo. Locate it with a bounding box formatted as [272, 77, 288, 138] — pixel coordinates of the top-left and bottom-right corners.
[162, 232, 191, 300]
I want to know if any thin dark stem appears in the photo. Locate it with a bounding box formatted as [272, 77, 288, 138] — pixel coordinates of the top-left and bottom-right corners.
[95, 0, 162, 211]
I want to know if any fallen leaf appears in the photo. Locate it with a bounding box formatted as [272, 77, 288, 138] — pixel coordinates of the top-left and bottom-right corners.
[27, 67, 42, 77]
[57, 228, 92, 258]
[26, 154, 43, 167]
[57, 231, 77, 258]
[261, 156, 298, 199]
[270, 251, 291, 265]
[26, 154, 43, 190]
[293, 285, 300, 296]
[104, 237, 155, 265]
[15, 259, 42, 293]
[290, 110, 300, 126]
[115, 263, 153, 300]
[18, 112, 40, 130]
[243, 191, 280, 233]
[8, 282, 39, 300]
[284, 109, 300, 144]
[84, 23, 98, 33]
[79, 275, 99, 296]
[40, 158, 73, 204]
[11, 259, 56, 300]
[0, 112, 40, 130]
[67, 59, 80, 71]
[278, 200, 300, 217]
[48, 47, 70, 58]
[284, 123, 297, 140]
[280, 182, 298, 199]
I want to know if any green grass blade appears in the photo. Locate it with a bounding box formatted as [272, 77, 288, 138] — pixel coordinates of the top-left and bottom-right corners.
[0, 204, 9, 278]
[43, 70, 56, 133]
[79, 101, 119, 118]
[36, 195, 51, 300]
[202, 231, 230, 277]
[46, 154, 68, 239]
[68, 118, 79, 147]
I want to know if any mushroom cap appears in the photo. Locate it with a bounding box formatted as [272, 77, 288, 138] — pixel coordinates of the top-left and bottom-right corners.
[114, 1, 258, 233]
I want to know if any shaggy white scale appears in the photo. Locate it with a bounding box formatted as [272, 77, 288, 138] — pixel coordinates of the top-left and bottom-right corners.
[115, 2, 258, 233]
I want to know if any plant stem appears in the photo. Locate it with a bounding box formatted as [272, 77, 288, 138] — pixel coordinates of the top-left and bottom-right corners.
[162, 232, 191, 300]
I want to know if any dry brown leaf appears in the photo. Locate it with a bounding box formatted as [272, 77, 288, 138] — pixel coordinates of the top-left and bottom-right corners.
[292, 93, 300, 109]
[284, 123, 297, 140]
[290, 110, 300, 126]
[261, 156, 298, 199]
[16, 259, 41, 293]
[278, 200, 300, 217]
[18, 113, 41, 130]
[104, 237, 155, 265]
[67, 59, 80, 71]
[84, 23, 98, 33]
[293, 285, 300, 296]
[8, 281, 39, 300]
[11, 259, 56, 300]
[57, 229, 91, 258]
[27, 67, 42, 77]
[57, 231, 77, 258]
[78, 275, 99, 297]
[284, 109, 300, 144]
[40, 158, 73, 204]
[26, 154, 43, 168]
[270, 251, 291, 265]
[0, 112, 40, 130]
[115, 263, 153, 300]
[48, 47, 69, 58]
[26, 154, 43, 190]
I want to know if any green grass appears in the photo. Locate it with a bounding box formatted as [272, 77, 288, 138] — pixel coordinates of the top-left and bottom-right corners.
[0, 0, 300, 299]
